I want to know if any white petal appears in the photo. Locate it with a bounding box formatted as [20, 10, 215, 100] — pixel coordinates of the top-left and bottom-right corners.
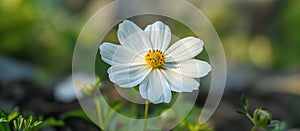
[99, 43, 145, 66]
[152, 88, 171, 104]
[139, 69, 172, 104]
[118, 20, 152, 52]
[163, 59, 211, 78]
[144, 21, 171, 51]
[99, 42, 119, 65]
[108, 65, 151, 88]
[165, 37, 203, 62]
[161, 70, 199, 92]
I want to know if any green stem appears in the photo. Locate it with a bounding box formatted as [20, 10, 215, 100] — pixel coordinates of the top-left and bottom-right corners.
[251, 124, 259, 131]
[94, 96, 105, 130]
[143, 99, 149, 131]
[246, 113, 254, 124]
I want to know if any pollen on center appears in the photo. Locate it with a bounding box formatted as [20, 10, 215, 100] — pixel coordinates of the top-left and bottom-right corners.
[145, 49, 166, 68]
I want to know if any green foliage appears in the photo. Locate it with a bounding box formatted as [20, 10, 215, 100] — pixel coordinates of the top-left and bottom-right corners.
[241, 94, 249, 112]
[0, 108, 72, 131]
[7, 109, 19, 122]
[272, 0, 300, 68]
[236, 95, 287, 131]
[81, 77, 102, 96]
[0, 0, 82, 77]
[40, 117, 65, 127]
[188, 123, 213, 131]
[175, 120, 213, 131]
[0, 110, 11, 131]
[173, 106, 214, 131]
[0, 109, 42, 131]
[95, 98, 124, 130]
[13, 115, 42, 131]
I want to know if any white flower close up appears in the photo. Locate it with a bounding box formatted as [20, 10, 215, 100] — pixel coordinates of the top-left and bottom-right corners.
[99, 20, 211, 104]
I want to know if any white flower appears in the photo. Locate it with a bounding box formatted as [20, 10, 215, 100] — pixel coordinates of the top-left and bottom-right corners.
[99, 20, 211, 104]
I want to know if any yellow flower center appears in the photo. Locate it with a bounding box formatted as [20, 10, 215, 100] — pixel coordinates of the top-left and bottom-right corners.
[145, 49, 166, 68]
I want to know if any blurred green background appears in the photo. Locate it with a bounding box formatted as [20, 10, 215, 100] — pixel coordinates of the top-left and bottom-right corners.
[0, 0, 300, 130]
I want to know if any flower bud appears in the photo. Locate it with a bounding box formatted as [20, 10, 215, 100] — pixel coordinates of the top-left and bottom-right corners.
[254, 108, 272, 125]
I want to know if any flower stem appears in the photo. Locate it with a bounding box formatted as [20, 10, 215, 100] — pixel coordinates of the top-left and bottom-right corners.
[94, 96, 104, 129]
[251, 124, 259, 131]
[246, 113, 254, 124]
[143, 99, 149, 131]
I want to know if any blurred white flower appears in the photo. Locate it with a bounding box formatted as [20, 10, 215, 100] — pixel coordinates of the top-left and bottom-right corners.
[100, 20, 211, 104]
[54, 73, 93, 103]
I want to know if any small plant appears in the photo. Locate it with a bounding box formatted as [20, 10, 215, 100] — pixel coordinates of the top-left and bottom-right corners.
[0, 109, 42, 131]
[236, 95, 286, 131]
[0, 108, 67, 131]
[13, 115, 42, 131]
[175, 120, 213, 131]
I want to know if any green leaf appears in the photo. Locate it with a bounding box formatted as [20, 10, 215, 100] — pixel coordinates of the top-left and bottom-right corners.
[7, 111, 19, 122]
[24, 119, 28, 128]
[60, 109, 90, 122]
[253, 109, 260, 124]
[270, 120, 286, 131]
[13, 115, 24, 131]
[235, 110, 247, 116]
[268, 120, 280, 128]
[13, 120, 17, 131]
[103, 100, 123, 127]
[18, 116, 24, 131]
[33, 121, 42, 127]
[0, 110, 11, 131]
[0, 110, 7, 118]
[40, 117, 65, 127]
[261, 107, 270, 111]
[110, 100, 123, 111]
[241, 94, 249, 111]
[258, 119, 270, 130]
[0, 118, 8, 123]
